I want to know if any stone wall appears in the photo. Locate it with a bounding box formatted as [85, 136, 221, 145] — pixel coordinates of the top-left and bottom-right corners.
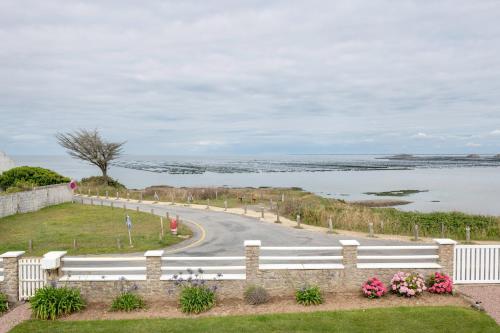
[0, 240, 456, 303]
[0, 184, 73, 218]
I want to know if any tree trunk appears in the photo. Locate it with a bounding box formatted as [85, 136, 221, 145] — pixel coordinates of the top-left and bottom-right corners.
[101, 167, 109, 185]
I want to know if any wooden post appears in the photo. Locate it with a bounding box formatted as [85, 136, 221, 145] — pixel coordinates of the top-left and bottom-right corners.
[413, 224, 419, 241]
[111, 202, 114, 209]
[206, 199, 210, 209]
[296, 214, 301, 229]
[116, 191, 119, 200]
[160, 217, 164, 239]
[261, 207, 265, 219]
[127, 192, 130, 201]
[244, 204, 247, 214]
[327, 216, 334, 234]
[117, 238, 122, 249]
[73, 239, 78, 249]
[105, 191, 109, 199]
[275, 203, 281, 223]
[28, 239, 33, 252]
[441, 223, 445, 238]
[224, 200, 228, 211]
[466, 226, 471, 243]
[368, 222, 374, 237]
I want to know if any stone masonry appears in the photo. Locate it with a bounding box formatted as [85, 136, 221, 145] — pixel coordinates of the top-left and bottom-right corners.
[0, 251, 25, 302]
[0, 239, 457, 302]
[0, 184, 73, 218]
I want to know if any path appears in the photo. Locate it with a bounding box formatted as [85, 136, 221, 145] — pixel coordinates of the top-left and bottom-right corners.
[76, 196, 426, 256]
[459, 285, 500, 325]
[0, 303, 30, 333]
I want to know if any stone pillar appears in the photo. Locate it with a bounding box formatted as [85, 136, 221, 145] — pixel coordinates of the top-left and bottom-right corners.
[0, 251, 25, 302]
[340, 240, 359, 270]
[145, 250, 163, 280]
[434, 238, 457, 275]
[244, 240, 261, 284]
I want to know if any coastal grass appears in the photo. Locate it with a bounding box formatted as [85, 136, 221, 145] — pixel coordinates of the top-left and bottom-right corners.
[0, 203, 191, 255]
[9, 307, 500, 333]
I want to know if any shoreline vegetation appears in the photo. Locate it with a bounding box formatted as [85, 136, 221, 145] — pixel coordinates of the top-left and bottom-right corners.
[363, 189, 428, 197]
[79, 178, 500, 241]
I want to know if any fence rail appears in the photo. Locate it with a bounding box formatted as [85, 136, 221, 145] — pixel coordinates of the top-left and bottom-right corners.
[454, 245, 500, 284]
[60, 256, 147, 281]
[161, 256, 246, 280]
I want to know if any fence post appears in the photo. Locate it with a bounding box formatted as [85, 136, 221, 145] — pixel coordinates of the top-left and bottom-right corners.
[145, 250, 163, 281]
[340, 240, 359, 271]
[0, 251, 25, 302]
[434, 239, 457, 276]
[244, 240, 261, 284]
[41, 251, 66, 286]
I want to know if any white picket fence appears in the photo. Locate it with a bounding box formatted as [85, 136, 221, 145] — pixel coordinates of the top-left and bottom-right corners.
[18, 258, 47, 300]
[454, 245, 500, 284]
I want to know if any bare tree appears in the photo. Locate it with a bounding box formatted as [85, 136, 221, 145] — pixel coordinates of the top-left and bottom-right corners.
[56, 129, 125, 183]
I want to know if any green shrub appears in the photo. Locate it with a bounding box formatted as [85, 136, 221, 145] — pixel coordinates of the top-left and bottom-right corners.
[296, 285, 323, 306]
[0, 292, 8, 313]
[111, 292, 145, 312]
[30, 286, 85, 320]
[80, 176, 125, 189]
[0, 166, 69, 191]
[244, 285, 270, 305]
[180, 285, 216, 314]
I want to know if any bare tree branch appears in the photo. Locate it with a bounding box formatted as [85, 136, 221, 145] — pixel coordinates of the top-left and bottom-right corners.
[56, 129, 125, 183]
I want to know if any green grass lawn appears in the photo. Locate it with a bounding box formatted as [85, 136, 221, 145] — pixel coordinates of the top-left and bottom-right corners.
[9, 307, 499, 333]
[0, 203, 191, 255]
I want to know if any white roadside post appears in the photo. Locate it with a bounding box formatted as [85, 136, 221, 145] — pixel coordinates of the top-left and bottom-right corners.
[126, 215, 133, 247]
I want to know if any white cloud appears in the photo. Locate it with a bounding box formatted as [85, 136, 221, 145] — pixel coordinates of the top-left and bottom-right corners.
[466, 142, 482, 147]
[490, 130, 500, 136]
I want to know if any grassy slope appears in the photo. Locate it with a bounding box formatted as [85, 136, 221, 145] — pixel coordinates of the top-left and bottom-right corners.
[0, 203, 191, 255]
[10, 307, 500, 333]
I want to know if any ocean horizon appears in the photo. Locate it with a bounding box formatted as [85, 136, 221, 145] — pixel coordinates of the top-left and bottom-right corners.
[10, 154, 500, 216]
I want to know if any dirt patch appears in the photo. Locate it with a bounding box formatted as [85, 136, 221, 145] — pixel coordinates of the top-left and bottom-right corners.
[64, 292, 468, 321]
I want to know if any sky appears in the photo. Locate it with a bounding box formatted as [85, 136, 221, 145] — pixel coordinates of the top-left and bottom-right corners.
[1, 0, 500, 156]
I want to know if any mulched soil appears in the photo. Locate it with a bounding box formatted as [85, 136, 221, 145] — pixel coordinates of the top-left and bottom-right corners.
[64, 292, 468, 321]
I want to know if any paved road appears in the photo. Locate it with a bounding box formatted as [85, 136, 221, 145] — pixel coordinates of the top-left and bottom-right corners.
[77, 196, 420, 256]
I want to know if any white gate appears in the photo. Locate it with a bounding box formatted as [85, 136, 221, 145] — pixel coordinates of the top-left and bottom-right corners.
[454, 245, 500, 284]
[18, 258, 47, 300]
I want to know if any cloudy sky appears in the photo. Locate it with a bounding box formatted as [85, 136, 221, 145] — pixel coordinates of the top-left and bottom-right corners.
[1, 0, 500, 155]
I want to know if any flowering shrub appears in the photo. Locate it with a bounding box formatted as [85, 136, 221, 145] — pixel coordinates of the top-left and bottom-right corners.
[391, 272, 426, 297]
[170, 268, 221, 314]
[362, 277, 387, 299]
[427, 272, 453, 294]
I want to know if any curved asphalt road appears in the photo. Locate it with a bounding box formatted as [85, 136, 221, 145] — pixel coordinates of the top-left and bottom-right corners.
[77, 196, 420, 257]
